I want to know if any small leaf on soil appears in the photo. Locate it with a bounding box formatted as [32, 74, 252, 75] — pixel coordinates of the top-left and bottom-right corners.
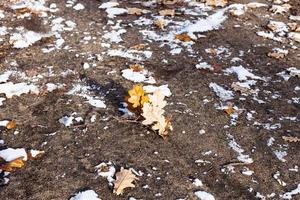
[113, 167, 138, 195]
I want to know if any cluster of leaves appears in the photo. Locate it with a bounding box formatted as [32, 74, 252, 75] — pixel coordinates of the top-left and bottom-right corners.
[126, 84, 172, 138]
[0, 150, 44, 172]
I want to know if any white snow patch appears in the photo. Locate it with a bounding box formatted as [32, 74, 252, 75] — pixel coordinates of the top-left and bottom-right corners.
[281, 183, 300, 199]
[108, 49, 152, 61]
[195, 191, 215, 200]
[10, 29, 52, 49]
[105, 7, 127, 18]
[103, 29, 126, 43]
[0, 148, 27, 162]
[0, 82, 39, 98]
[99, 2, 119, 9]
[122, 69, 156, 84]
[209, 83, 234, 101]
[224, 66, 263, 81]
[59, 115, 74, 127]
[73, 3, 85, 11]
[196, 62, 213, 70]
[273, 150, 287, 162]
[95, 162, 116, 185]
[70, 190, 100, 200]
[227, 134, 253, 164]
[67, 84, 106, 108]
[143, 85, 172, 97]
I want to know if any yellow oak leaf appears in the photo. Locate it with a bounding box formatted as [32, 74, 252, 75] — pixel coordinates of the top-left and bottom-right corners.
[113, 168, 138, 195]
[0, 157, 25, 172]
[127, 85, 149, 108]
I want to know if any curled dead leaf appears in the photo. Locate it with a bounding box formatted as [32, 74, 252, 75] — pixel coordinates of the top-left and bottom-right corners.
[267, 52, 285, 59]
[159, 9, 175, 16]
[154, 19, 166, 30]
[282, 136, 300, 143]
[129, 64, 144, 72]
[6, 120, 16, 129]
[205, 0, 228, 7]
[175, 33, 193, 42]
[130, 44, 146, 50]
[127, 7, 149, 15]
[0, 157, 24, 172]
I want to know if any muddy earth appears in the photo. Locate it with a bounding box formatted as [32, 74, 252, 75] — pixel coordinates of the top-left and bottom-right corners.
[0, 0, 300, 199]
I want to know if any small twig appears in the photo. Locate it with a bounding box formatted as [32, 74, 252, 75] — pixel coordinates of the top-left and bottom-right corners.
[221, 161, 252, 168]
[112, 116, 141, 124]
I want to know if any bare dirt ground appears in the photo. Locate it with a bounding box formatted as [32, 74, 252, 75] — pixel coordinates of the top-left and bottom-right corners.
[0, 0, 300, 199]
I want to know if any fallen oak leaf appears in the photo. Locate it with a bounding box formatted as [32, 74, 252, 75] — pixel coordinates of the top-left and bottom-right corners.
[113, 167, 138, 195]
[282, 136, 300, 142]
[175, 33, 193, 42]
[127, 84, 149, 108]
[159, 9, 175, 16]
[205, 0, 228, 7]
[127, 7, 149, 15]
[129, 64, 144, 72]
[0, 157, 25, 172]
[130, 44, 146, 50]
[6, 120, 16, 129]
[154, 19, 166, 30]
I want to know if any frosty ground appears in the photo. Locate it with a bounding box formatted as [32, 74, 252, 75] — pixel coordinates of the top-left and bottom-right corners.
[0, 0, 300, 199]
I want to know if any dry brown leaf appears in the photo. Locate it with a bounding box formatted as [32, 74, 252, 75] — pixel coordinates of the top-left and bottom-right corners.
[154, 19, 166, 29]
[130, 44, 146, 50]
[175, 33, 193, 42]
[159, 9, 175, 16]
[282, 136, 300, 142]
[6, 120, 16, 129]
[231, 82, 256, 95]
[129, 64, 144, 72]
[225, 106, 234, 115]
[113, 168, 138, 195]
[0, 157, 24, 172]
[205, 48, 217, 55]
[28, 150, 45, 159]
[127, 7, 149, 15]
[158, 0, 181, 5]
[267, 52, 285, 59]
[205, 0, 228, 7]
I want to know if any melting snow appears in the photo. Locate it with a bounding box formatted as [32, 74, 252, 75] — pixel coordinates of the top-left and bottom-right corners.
[0, 82, 39, 98]
[70, 190, 100, 200]
[194, 191, 215, 200]
[227, 134, 253, 164]
[224, 65, 263, 81]
[0, 148, 27, 162]
[209, 83, 234, 101]
[281, 183, 300, 199]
